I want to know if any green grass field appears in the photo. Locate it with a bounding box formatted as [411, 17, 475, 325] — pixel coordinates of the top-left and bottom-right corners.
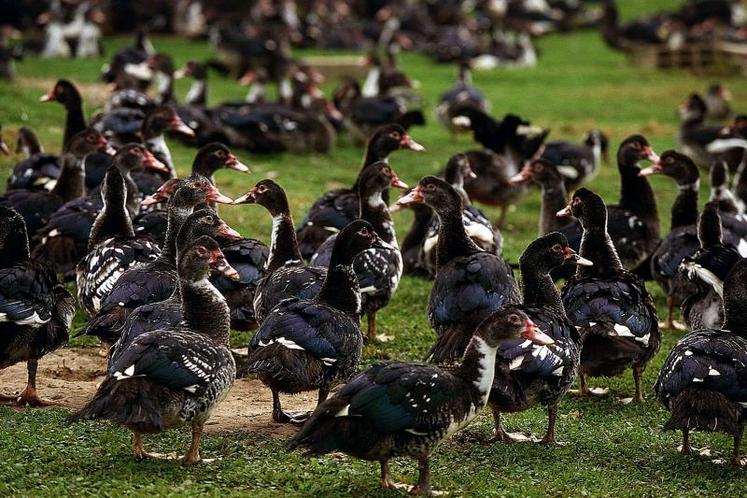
[2, 1, 747, 495]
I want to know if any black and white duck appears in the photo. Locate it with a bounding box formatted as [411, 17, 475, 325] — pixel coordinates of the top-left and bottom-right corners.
[241, 220, 379, 423]
[296, 124, 424, 259]
[75, 150, 163, 317]
[708, 159, 740, 214]
[560, 188, 660, 402]
[654, 257, 747, 465]
[436, 62, 489, 135]
[289, 308, 552, 496]
[488, 232, 587, 444]
[419, 153, 501, 277]
[84, 178, 234, 344]
[311, 162, 407, 342]
[70, 235, 237, 465]
[397, 197, 434, 277]
[233, 180, 327, 325]
[541, 129, 609, 191]
[677, 93, 725, 168]
[396, 176, 520, 364]
[679, 202, 743, 330]
[7, 127, 61, 192]
[0, 207, 75, 406]
[703, 83, 732, 123]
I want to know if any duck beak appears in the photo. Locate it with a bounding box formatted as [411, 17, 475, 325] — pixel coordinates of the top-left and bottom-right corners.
[451, 115, 472, 129]
[238, 70, 255, 86]
[642, 146, 660, 164]
[141, 192, 165, 206]
[210, 250, 240, 280]
[401, 135, 425, 152]
[521, 319, 555, 346]
[556, 204, 572, 218]
[232, 187, 258, 205]
[509, 164, 533, 185]
[325, 102, 344, 121]
[390, 175, 408, 189]
[465, 163, 477, 179]
[174, 67, 188, 79]
[97, 136, 116, 156]
[217, 221, 242, 240]
[370, 232, 387, 250]
[142, 150, 169, 173]
[171, 115, 195, 137]
[39, 90, 56, 102]
[563, 246, 592, 266]
[0, 140, 9, 156]
[396, 186, 425, 207]
[226, 153, 251, 173]
[207, 186, 234, 204]
[638, 162, 662, 176]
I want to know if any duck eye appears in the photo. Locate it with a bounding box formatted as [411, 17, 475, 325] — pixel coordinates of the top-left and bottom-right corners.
[631, 142, 641, 149]
[390, 132, 400, 139]
[383, 167, 391, 175]
[666, 157, 674, 164]
[216, 150, 225, 158]
[206, 216, 215, 224]
[534, 164, 543, 172]
[196, 246, 207, 256]
[508, 314, 520, 324]
[258, 185, 267, 193]
[425, 183, 436, 191]
[358, 228, 369, 236]
[552, 244, 562, 253]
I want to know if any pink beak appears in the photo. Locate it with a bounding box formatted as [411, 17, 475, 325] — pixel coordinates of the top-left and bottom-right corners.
[401, 135, 425, 152]
[171, 115, 195, 137]
[521, 320, 555, 345]
[143, 150, 169, 173]
[395, 186, 425, 207]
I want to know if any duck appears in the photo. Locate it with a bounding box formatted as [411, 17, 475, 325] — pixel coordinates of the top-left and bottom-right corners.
[7, 127, 61, 192]
[241, 220, 379, 423]
[311, 162, 407, 342]
[40, 79, 87, 149]
[703, 83, 732, 123]
[654, 257, 747, 466]
[436, 62, 489, 135]
[101, 30, 154, 90]
[0, 128, 107, 236]
[0, 206, 75, 406]
[75, 151, 163, 317]
[420, 154, 502, 276]
[232, 180, 327, 325]
[540, 129, 609, 191]
[396, 176, 520, 364]
[108, 209, 244, 366]
[677, 93, 725, 168]
[296, 124, 424, 259]
[396, 196, 434, 277]
[289, 308, 552, 496]
[640, 151, 705, 330]
[679, 202, 743, 330]
[70, 235, 237, 465]
[708, 159, 740, 214]
[560, 188, 660, 402]
[488, 232, 587, 444]
[84, 178, 234, 344]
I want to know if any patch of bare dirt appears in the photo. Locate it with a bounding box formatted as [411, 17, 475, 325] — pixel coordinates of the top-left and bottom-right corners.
[0, 347, 318, 437]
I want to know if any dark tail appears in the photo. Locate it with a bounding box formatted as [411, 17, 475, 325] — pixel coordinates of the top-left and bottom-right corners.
[68, 377, 166, 433]
[396, 110, 426, 130]
[84, 305, 129, 344]
[663, 388, 740, 435]
[426, 323, 473, 364]
[288, 397, 369, 456]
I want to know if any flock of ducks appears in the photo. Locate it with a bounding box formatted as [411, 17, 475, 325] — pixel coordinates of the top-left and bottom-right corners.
[1, 31, 747, 498]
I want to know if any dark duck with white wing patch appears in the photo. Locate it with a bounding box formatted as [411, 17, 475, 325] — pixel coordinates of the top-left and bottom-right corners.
[560, 189, 660, 402]
[70, 236, 238, 465]
[679, 202, 743, 330]
[436, 62, 489, 135]
[232, 180, 326, 325]
[654, 257, 747, 465]
[541, 129, 609, 191]
[296, 124, 424, 259]
[241, 220, 379, 424]
[488, 232, 586, 444]
[289, 308, 553, 496]
[0, 207, 75, 406]
[7, 127, 61, 192]
[310, 162, 407, 342]
[396, 176, 520, 364]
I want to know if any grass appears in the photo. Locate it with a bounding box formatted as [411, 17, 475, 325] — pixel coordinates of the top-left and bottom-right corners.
[1, 1, 747, 495]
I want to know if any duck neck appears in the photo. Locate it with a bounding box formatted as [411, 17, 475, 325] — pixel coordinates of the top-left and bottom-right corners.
[401, 205, 433, 257]
[180, 276, 231, 345]
[539, 181, 569, 235]
[316, 253, 361, 316]
[186, 79, 207, 106]
[359, 189, 396, 245]
[618, 162, 658, 225]
[267, 210, 303, 272]
[577, 226, 623, 278]
[63, 101, 86, 150]
[734, 163, 747, 206]
[670, 180, 699, 229]
[0, 229, 30, 267]
[20, 133, 43, 157]
[159, 206, 192, 264]
[521, 262, 563, 311]
[50, 155, 85, 201]
[457, 335, 498, 408]
[156, 72, 175, 104]
[88, 191, 134, 249]
[434, 204, 481, 268]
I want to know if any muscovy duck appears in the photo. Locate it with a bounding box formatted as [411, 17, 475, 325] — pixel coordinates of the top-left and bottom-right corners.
[70, 236, 237, 464]
[703, 83, 732, 122]
[232, 180, 327, 325]
[289, 308, 551, 496]
[0, 128, 108, 236]
[709, 159, 740, 214]
[296, 124, 424, 259]
[241, 220, 379, 424]
[396, 196, 434, 277]
[311, 162, 407, 341]
[541, 129, 609, 191]
[654, 257, 747, 465]
[420, 153, 501, 276]
[84, 178, 234, 344]
[436, 62, 489, 135]
[560, 188, 660, 402]
[680, 202, 743, 330]
[7, 127, 61, 192]
[396, 176, 520, 363]
[678, 93, 725, 168]
[0, 207, 75, 406]
[488, 232, 587, 444]
[40, 79, 86, 149]
[75, 149, 163, 316]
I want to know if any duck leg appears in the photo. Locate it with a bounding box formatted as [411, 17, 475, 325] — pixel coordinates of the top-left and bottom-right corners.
[17, 359, 52, 407]
[410, 457, 444, 496]
[271, 389, 311, 424]
[367, 312, 377, 342]
[540, 404, 559, 445]
[731, 426, 744, 466]
[379, 459, 411, 491]
[632, 364, 644, 403]
[660, 296, 686, 330]
[182, 421, 204, 465]
[571, 372, 609, 397]
[680, 428, 692, 455]
[490, 405, 532, 442]
[132, 432, 179, 461]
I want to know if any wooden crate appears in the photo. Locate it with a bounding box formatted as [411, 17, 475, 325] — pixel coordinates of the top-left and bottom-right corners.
[628, 42, 719, 73]
[301, 55, 366, 82]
